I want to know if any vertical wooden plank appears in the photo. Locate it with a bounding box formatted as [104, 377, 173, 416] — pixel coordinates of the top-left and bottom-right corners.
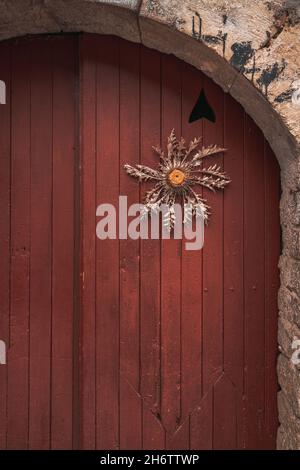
[161, 54, 182, 440]
[119, 40, 142, 450]
[202, 77, 224, 398]
[95, 36, 120, 450]
[264, 141, 280, 448]
[181, 63, 203, 432]
[190, 391, 213, 450]
[223, 94, 245, 448]
[142, 408, 165, 450]
[140, 46, 165, 450]
[167, 419, 189, 450]
[7, 39, 31, 450]
[51, 36, 77, 449]
[223, 96, 244, 391]
[213, 375, 237, 449]
[80, 34, 97, 449]
[0, 40, 11, 450]
[119, 377, 142, 450]
[244, 114, 266, 448]
[29, 38, 53, 449]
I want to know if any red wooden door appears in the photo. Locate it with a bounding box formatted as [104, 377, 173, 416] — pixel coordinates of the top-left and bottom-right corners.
[79, 35, 280, 450]
[0, 36, 78, 449]
[0, 34, 280, 450]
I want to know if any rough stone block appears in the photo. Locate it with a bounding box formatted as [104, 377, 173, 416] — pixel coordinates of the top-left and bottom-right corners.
[277, 353, 300, 417]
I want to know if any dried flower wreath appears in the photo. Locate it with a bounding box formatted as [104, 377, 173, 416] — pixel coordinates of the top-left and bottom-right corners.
[124, 129, 230, 229]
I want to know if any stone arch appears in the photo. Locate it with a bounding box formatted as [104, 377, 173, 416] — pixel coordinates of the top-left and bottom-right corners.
[0, 0, 300, 449]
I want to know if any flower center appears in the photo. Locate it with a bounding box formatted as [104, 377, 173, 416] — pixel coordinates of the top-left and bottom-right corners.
[168, 168, 186, 186]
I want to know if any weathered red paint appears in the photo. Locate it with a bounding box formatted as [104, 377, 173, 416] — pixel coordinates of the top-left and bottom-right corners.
[0, 36, 77, 449]
[0, 34, 280, 449]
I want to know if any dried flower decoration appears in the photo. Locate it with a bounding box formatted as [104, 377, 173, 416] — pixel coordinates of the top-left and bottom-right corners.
[124, 129, 230, 229]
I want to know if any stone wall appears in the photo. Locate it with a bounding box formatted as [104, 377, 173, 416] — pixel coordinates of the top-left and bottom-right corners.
[0, 0, 300, 449]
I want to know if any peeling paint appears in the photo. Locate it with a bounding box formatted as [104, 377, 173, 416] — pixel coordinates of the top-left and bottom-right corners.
[229, 41, 254, 72]
[202, 33, 222, 45]
[266, 0, 300, 27]
[202, 31, 227, 55]
[257, 60, 287, 96]
[192, 12, 202, 40]
[275, 89, 294, 103]
[244, 56, 261, 82]
[192, 13, 227, 54]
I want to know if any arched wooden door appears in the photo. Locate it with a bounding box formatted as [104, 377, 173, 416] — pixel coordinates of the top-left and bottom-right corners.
[0, 34, 280, 450]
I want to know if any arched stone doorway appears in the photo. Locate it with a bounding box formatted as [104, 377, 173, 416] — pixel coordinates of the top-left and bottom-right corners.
[0, 0, 299, 450]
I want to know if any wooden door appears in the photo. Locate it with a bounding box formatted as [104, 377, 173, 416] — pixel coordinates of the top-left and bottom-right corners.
[0, 36, 78, 449]
[79, 35, 280, 450]
[0, 34, 280, 450]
